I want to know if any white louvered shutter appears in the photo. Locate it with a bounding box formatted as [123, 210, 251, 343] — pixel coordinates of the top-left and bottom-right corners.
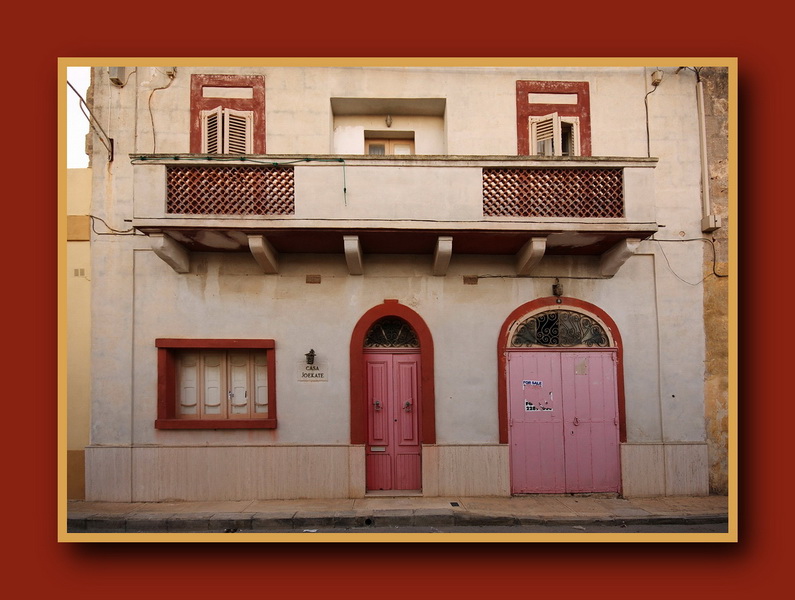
[178, 353, 199, 415]
[224, 109, 253, 154]
[228, 351, 250, 416]
[253, 351, 269, 415]
[202, 352, 224, 416]
[567, 120, 580, 156]
[201, 107, 223, 154]
[531, 112, 561, 156]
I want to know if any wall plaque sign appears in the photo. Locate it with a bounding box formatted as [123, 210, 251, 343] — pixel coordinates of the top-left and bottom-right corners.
[297, 361, 328, 382]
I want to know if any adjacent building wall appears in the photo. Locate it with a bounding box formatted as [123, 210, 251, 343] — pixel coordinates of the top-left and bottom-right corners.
[701, 67, 730, 495]
[67, 167, 92, 499]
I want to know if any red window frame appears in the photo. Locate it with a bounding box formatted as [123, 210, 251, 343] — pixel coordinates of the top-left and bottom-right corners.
[155, 338, 276, 429]
[516, 80, 592, 156]
[190, 74, 266, 154]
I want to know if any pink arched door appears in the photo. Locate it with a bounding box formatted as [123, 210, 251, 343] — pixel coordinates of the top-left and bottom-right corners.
[365, 352, 422, 491]
[508, 349, 620, 493]
[505, 306, 621, 494]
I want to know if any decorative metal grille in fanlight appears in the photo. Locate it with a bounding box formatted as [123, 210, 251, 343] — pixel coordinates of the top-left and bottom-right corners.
[364, 317, 420, 348]
[511, 310, 610, 348]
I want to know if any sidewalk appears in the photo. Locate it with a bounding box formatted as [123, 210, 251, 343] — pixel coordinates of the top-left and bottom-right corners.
[66, 494, 730, 534]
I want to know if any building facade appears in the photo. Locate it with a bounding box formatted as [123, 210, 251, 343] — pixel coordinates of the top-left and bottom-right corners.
[83, 64, 729, 501]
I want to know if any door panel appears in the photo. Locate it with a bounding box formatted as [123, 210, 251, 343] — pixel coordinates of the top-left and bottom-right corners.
[508, 351, 620, 494]
[561, 352, 620, 493]
[367, 358, 391, 446]
[365, 353, 422, 491]
[366, 453, 392, 491]
[508, 352, 565, 493]
[395, 357, 419, 446]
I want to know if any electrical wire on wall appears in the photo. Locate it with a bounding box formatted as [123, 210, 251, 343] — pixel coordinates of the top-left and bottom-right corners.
[644, 67, 662, 158]
[148, 68, 176, 154]
[90, 215, 141, 236]
[68, 80, 114, 162]
[651, 235, 728, 285]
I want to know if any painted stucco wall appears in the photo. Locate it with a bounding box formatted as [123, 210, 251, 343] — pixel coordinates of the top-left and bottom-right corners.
[85, 65, 719, 500]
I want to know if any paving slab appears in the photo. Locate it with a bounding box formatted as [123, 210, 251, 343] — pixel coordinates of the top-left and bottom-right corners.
[352, 497, 458, 510]
[246, 499, 355, 513]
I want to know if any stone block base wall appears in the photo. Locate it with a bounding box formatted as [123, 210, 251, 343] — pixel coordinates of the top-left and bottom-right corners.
[422, 445, 510, 497]
[620, 443, 709, 497]
[85, 442, 706, 501]
[86, 445, 359, 502]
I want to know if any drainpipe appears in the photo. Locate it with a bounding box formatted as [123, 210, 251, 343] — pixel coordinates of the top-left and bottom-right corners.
[690, 68, 722, 232]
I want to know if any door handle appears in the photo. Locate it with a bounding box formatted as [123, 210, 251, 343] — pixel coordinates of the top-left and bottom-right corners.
[404, 401, 412, 412]
[373, 400, 382, 411]
[573, 417, 580, 426]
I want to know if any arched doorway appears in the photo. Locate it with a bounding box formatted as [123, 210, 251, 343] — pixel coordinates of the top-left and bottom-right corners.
[498, 298, 624, 494]
[350, 300, 436, 492]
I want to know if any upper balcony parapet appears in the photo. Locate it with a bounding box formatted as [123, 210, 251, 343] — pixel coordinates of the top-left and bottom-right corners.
[130, 153, 658, 225]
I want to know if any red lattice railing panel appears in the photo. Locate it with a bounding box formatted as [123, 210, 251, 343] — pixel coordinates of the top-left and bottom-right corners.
[483, 168, 624, 218]
[167, 166, 295, 215]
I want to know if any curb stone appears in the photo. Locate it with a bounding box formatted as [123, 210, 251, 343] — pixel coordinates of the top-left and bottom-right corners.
[66, 508, 729, 533]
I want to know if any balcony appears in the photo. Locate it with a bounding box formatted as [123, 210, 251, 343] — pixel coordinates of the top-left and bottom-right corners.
[130, 154, 658, 277]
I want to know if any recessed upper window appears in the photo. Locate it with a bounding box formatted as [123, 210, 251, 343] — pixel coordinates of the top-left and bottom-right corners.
[331, 98, 446, 155]
[516, 81, 591, 156]
[365, 135, 415, 156]
[190, 75, 265, 154]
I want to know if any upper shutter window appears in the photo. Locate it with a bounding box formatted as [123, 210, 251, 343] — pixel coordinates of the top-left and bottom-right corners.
[201, 107, 254, 154]
[191, 74, 265, 154]
[516, 81, 591, 156]
[529, 113, 580, 157]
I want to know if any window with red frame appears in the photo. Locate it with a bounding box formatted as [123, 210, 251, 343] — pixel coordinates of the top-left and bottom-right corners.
[155, 339, 276, 429]
[190, 74, 265, 154]
[516, 81, 591, 157]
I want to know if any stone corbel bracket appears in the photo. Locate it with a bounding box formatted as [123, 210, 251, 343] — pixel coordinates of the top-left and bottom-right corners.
[433, 236, 453, 276]
[150, 232, 190, 273]
[248, 234, 280, 274]
[344, 235, 363, 275]
[516, 237, 547, 275]
[600, 238, 641, 277]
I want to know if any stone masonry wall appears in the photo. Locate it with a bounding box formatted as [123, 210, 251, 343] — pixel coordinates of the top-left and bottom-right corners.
[701, 67, 730, 495]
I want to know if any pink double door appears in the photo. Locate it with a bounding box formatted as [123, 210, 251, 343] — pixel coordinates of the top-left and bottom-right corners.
[365, 352, 422, 491]
[508, 350, 620, 494]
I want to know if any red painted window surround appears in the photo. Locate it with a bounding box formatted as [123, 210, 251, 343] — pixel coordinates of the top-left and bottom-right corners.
[496, 297, 625, 444]
[190, 74, 266, 154]
[349, 300, 436, 445]
[155, 338, 276, 430]
[516, 80, 592, 156]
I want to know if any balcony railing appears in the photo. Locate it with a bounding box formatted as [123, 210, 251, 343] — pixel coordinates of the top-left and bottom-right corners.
[482, 167, 624, 218]
[133, 154, 656, 222]
[162, 163, 629, 220]
[166, 165, 295, 215]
